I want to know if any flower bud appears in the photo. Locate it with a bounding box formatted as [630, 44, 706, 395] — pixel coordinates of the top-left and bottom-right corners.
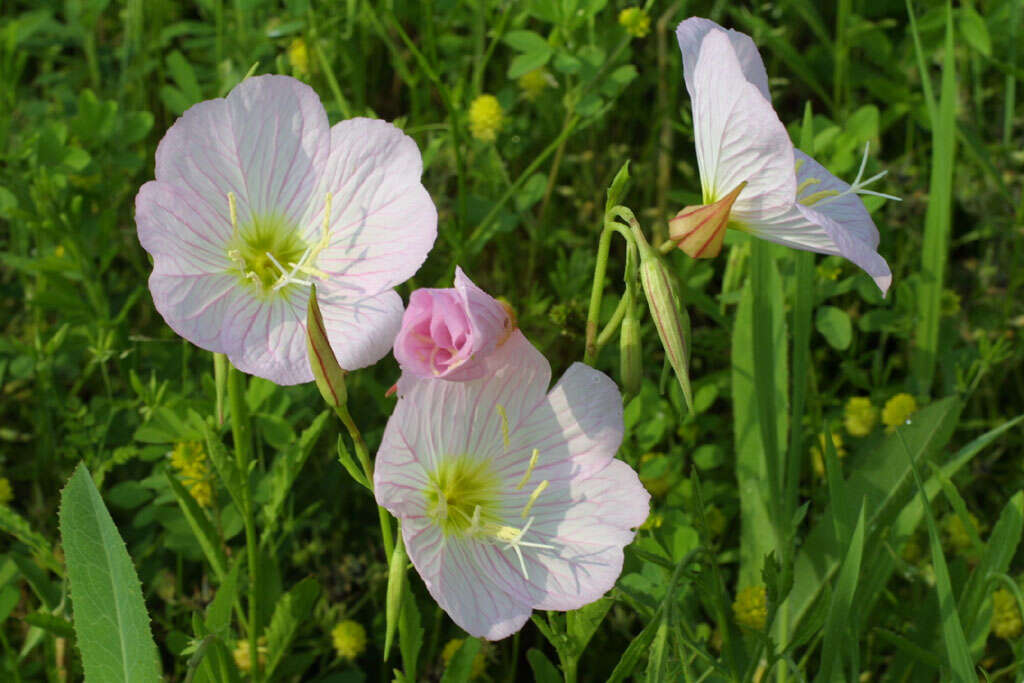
[306, 285, 347, 410]
[668, 182, 745, 259]
[393, 267, 515, 381]
[383, 532, 407, 661]
[638, 247, 694, 411]
[619, 309, 643, 399]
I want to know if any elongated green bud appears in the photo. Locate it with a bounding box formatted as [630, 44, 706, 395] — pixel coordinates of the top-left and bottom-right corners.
[638, 247, 694, 411]
[383, 531, 407, 661]
[306, 285, 347, 410]
[619, 309, 643, 400]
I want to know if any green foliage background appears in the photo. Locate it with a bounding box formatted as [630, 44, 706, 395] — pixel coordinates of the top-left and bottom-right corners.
[0, 0, 1022, 680]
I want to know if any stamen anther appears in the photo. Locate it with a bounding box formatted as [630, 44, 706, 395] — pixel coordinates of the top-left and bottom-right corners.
[515, 449, 540, 490]
[521, 479, 549, 518]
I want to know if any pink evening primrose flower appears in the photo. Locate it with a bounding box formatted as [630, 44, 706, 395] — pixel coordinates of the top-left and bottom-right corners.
[393, 266, 516, 381]
[670, 18, 896, 295]
[135, 75, 436, 384]
[374, 331, 650, 640]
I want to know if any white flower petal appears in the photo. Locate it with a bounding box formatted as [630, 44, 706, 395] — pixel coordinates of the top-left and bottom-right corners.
[136, 181, 233, 276]
[793, 150, 881, 249]
[402, 520, 533, 640]
[148, 270, 245, 352]
[676, 17, 771, 101]
[154, 75, 329, 232]
[310, 118, 438, 297]
[317, 287, 404, 370]
[219, 287, 311, 385]
[692, 30, 795, 217]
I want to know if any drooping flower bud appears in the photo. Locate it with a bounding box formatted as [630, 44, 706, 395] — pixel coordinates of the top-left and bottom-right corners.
[668, 182, 745, 259]
[306, 284, 348, 410]
[637, 242, 694, 411]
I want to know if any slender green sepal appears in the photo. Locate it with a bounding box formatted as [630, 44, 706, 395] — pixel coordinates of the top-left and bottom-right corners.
[307, 284, 348, 411]
[384, 530, 407, 661]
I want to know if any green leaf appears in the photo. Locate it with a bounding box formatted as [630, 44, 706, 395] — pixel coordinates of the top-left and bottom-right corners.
[818, 500, 866, 682]
[503, 30, 551, 55]
[0, 505, 62, 574]
[605, 160, 630, 215]
[440, 638, 483, 683]
[910, 1, 958, 394]
[784, 397, 963, 643]
[164, 470, 228, 583]
[526, 648, 563, 683]
[22, 611, 75, 639]
[508, 51, 552, 79]
[399, 589, 423, 681]
[263, 576, 320, 679]
[202, 421, 246, 515]
[959, 6, 991, 56]
[566, 597, 612, 656]
[206, 558, 241, 634]
[59, 464, 161, 682]
[606, 606, 663, 683]
[814, 306, 853, 350]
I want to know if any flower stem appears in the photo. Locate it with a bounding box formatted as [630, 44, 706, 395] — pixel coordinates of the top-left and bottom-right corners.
[584, 216, 636, 365]
[335, 404, 394, 560]
[227, 364, 261, 682]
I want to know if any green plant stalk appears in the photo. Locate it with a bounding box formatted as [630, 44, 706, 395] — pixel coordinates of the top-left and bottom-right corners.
[227, 364, 261, 682]
[1004, 0, 1020, 145]
[584, 219, 635, 365]
[335, 404, 394, 560]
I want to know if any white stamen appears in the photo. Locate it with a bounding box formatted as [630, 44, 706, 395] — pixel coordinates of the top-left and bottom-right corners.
[809, 141, 902, 208]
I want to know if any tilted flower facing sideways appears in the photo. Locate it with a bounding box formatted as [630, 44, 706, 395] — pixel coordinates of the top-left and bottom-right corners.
[393, 267, 516, 381]
[670, 18, 896, 294]
[374, 332, 650, 640]
[136, 75, 436, 384]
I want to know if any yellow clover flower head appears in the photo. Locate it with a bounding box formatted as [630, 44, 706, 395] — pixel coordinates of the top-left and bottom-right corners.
[733, 585, 767, 631]
[942, 512, 979, 554]
[331, 619, 367, 660]
[811, 431, 846, 478]
[992, 588, 1023, 640]
[518, 69, 551, 101]
[232, 637, 268, 673]
[288, 38, 311, 76]
[440, 638, 487, 679]
[170, 442, 213, 507]
[468, 95, 503, 142]
[843, 397, 878, 437]
[618, 7, 651, 38]
[882, 393, 918, 432]
[0, 478, 12, 506]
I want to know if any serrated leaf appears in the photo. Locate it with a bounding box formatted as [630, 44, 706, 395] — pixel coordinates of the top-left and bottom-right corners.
[59, 464, 161, 682]
[566, 597, 612, 656]
[264, 577, 319, 679]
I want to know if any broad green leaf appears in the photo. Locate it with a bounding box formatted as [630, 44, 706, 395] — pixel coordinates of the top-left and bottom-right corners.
[399, 589, 423, 681]
[959, 6, 991, 56]
[440, 638, 483, 683]
[59, 464, 161, 682]
[509, 51, 552, 79]
[503, 30, 551, 55]
[206, 558, 241, 634]
[263, 576, 320, 679]
[566, 597, 612, 656]
[814, 306, 852, 350]
[783, 397, 962, 642]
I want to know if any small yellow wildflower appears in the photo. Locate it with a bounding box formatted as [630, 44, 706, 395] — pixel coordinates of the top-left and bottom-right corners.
[288, 38, 311, 76]
[232, 637, 267, 673]
[942, 512, 979, 554]
[55, 245, 65, 258]
[518, 69, 551, 100]
[0, 478, 12, 506]
[882, 393, 918, 432]
[468, 95, 503, 142]
[811, 431, 846, 478]
[733, 585, 767, 631]
[331, 619, 367, 660]
[440, 638, 486, 679]
[992, 588, 1023, 640]
[618, 8, 651, 38]
[843, 397, 878, 437]
[170, 442, 213, 508]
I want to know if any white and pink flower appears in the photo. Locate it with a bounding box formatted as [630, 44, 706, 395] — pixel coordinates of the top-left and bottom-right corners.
[374, 332, 649, 640]
[136, 75, 436, 384]
[393, 267, 515, 381]
[671, 18, 895, 294]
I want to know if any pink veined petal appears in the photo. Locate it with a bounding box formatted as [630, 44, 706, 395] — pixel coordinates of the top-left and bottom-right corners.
[692, 31, 795, 218]
[148, 270, 245, 352]
[309, 118, 437, 298]
[524, 460, 649, 611]
[444, 266, 514, 381]
[746, 204, 893, 296]
[401, 519, 534, 641]
[154, 75, 329, 234]
[316, 287, 405, 371]
[219, 286, 312, 385]
[493, 361, 625, 486]
[136, 181, 234, 276]
[676, 17, 771, 101]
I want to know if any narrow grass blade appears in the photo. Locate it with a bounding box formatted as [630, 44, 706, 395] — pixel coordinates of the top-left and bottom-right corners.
[817, 500, 866, 682]
[164, 471, 228, 583]
[910, 1, 958, 395]
[59, 464, 161, 682]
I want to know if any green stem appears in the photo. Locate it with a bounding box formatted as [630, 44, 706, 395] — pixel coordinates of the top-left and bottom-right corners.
[227, 365, 261, 682]
[595, 295, 629, 349]
[335, 405, 394, 559]
[584, 220, 635, 365]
